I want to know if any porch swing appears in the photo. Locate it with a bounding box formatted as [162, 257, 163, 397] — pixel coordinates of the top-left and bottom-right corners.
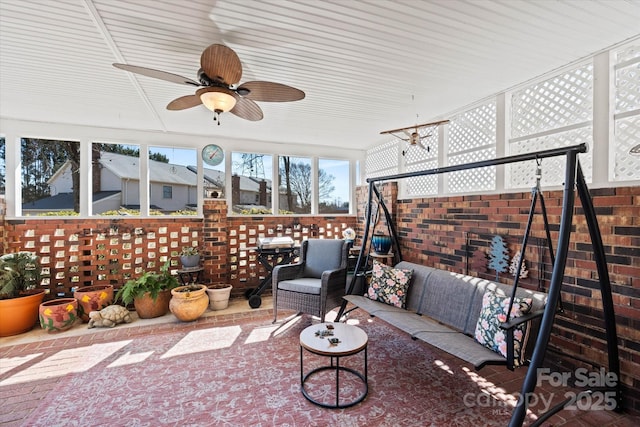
[335, 143, 621, 427]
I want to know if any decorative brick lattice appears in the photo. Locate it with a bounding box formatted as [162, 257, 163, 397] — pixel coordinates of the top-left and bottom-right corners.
[366, 140, 398, 179]
[511, 64, 593, 139]
[8, 219, 202, 297]
[226, 217, 356, 293]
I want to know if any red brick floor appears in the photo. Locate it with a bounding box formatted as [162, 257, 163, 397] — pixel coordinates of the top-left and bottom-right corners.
[1, 299, 638, 426]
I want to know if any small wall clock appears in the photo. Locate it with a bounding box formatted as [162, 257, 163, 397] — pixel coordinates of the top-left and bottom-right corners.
[202, 144, 224, 166]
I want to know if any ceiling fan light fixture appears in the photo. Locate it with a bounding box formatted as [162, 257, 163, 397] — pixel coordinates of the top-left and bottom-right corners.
[199, 87, 237, 113]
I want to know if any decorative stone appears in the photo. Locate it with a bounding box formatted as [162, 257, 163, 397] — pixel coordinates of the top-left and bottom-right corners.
[88, 305, 133, 328]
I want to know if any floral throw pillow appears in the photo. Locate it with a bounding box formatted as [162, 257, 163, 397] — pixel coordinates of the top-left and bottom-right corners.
[365, 260, 413, 308]
[474, 290, 533, 367]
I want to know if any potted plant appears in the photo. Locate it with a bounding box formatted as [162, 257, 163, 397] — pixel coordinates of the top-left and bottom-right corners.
[115, 261, 180, 319]
[0, 252, 46, 337]
[74, 284, 114, 322]
[179, 246, 201, 269]
[170, 284, 209, 321]
[39, 298, 78, 333]
[206, 283, 233, 310]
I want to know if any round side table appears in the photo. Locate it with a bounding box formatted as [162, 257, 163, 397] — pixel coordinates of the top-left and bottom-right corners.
[299, 322, 368, 408]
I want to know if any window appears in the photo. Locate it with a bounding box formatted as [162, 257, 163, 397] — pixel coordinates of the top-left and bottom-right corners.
[21, 138, 80, 216]
[163, 186, 173, 199]
[149, 146, 197, 215]
[318, 159, 349, 214]
[279, 156, 312, 214]
[231, 152, 273, 214]
[92, 142, 140, 216]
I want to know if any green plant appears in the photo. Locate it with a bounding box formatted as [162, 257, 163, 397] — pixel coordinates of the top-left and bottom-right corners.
[0, 252, 42, 300]
[115, 261, 179, 305]
[180, 246, 199, 256]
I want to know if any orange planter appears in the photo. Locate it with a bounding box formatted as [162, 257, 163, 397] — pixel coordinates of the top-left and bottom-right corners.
[134, 289, 171, 319]
[0, 290, 46, 337]
[170, 285, 208, 322]
[39, 298, 78, 333]
[74, 285, 114, 322]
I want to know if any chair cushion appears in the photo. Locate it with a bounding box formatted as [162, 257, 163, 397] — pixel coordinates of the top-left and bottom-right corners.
[277, 278, 322, 295]
[365, 260, 413, 308]
[474, 290, 532, 367]
[303, 239, 344, 278]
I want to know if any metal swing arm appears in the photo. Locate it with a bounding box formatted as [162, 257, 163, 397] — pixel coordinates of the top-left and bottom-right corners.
[509, 152, 620, 426]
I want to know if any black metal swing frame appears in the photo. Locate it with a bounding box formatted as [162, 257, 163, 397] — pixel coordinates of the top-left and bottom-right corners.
[335, 143, 621, 427]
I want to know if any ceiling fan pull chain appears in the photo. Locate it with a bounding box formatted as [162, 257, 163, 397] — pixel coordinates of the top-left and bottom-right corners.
[213, 111, 222, 125]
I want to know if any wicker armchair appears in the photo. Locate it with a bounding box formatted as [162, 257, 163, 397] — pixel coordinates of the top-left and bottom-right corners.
[272, 239, 348, 323]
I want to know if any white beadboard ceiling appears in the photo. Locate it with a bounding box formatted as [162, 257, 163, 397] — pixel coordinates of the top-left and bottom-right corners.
[1, 0, 639, 151]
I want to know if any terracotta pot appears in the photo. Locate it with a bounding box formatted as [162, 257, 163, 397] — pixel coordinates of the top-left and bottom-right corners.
[39, 298, 78, 333]
[170, 284, 208, 322]
[206, 285, 233, 310]
[0, 289, 46, 337]
[133, 289, 172, 319]
[74, 284, 114, 322]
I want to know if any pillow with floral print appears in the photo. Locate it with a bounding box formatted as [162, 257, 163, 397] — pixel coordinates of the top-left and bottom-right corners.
[474, 290, 533, 366]
[365, 260, 413, 308]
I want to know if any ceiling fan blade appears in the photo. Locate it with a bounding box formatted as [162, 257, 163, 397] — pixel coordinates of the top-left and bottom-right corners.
[230, 96, 263, 121]
[237, 81, 305, 102]
[200, 44, 242, 85]
[113, 63, 199, 86]
[167, 94, 202, 110]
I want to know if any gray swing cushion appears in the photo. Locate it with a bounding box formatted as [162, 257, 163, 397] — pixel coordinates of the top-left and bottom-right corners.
[344, 261, 548, 369]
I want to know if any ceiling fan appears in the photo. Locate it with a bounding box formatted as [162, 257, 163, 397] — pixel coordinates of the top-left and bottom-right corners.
[113, 44, 305, 125]
[380, 119, 449, 156]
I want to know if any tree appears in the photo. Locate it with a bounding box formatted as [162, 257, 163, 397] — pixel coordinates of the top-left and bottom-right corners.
[509, 250, 529, 279]
[21, 139, 79, 210]
[279, 158, 335, 212]
[488, 235, 509, 281]
[470, 249, 487, 274]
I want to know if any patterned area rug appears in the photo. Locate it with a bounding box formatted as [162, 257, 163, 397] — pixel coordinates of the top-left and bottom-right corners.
[21, 311, 535, 426]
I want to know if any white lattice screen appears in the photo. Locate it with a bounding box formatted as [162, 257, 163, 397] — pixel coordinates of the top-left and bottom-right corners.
[404, 128, 439, 196]
[366, 140, 398, 179]
[366, 41, 638, 197]
[613, 44, 640, 181]
[447, 102, 496, 193]
[508, 64, 593, 188]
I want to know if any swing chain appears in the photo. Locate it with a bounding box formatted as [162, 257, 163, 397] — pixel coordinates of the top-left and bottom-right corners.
[533, 158, 542, 193]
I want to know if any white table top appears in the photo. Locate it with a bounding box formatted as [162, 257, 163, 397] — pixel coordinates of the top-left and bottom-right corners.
[300, 322, 368, 356]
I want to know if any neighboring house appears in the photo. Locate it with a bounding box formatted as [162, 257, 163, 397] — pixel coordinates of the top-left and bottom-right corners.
[22, 152, 275, 214]
[24, 152, 197, 215]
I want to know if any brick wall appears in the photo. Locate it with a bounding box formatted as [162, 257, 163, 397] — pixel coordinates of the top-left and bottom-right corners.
[357, 183, 639, 413]
[223, 213, 356, 298]
[1, 198, 357, 302]
[3, 216, 204, 297]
